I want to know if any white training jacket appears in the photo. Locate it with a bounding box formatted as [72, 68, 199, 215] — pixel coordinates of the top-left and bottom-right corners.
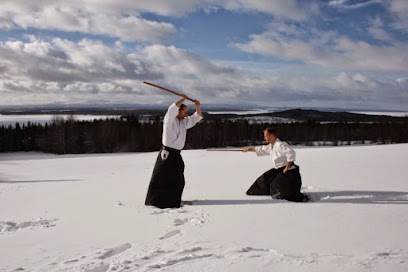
[162, 103, 203, 150]
[255, 138, 296, 169]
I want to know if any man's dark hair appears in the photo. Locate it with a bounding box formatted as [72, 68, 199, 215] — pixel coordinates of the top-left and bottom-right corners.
[264, 127, 278, 136]
[179, 104, 187, 111]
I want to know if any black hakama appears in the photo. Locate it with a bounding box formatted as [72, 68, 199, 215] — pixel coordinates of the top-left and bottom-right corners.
[246, 164, 307, 202]
[145, 146, 185, 208]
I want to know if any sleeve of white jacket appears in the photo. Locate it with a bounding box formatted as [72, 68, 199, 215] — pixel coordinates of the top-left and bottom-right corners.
[255, 145, 271, 156]
[163, 103, 180, 124]
[279, 141, 296, 162]
[185, 112, 203, 129]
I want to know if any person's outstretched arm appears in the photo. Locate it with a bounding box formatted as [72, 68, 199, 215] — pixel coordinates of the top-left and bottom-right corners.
[175, 95, 187, 107]
[194, 100, 203, 117]
[164, 95, 187, 124]
[244, 145, 271, 156]
[185, 99, 203, 129]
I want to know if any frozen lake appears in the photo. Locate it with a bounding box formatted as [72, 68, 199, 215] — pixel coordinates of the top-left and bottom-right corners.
[0, 114, 120, 127]
[0, 110, 406, 128]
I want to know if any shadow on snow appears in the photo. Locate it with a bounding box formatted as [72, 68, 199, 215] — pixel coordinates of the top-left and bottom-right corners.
[0, 179, 81, 184]
[191, 191, 408, 206]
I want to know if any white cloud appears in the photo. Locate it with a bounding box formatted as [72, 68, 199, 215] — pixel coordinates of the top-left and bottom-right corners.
[0, 37, 163, 82]
[328, 0, 348, 6]
[0, 1, 177, 42]
[0, 37, 406, 110]
[327, 0, 382, 9]
[367, 17, 394, 41]
[88, 0, 321, 21]
[387, 0, 408, 30]
[0, 36, 164, 106]
[233, 22, 408, 72]
[367, 26, 393, 41]
[0, 0, 321, 43]
[136, 44, 407, 109]
[141, 45, 239, 78]
[220, 0, 319, 21]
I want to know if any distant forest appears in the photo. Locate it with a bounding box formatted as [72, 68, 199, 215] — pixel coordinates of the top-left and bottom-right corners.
[1, 110, 408, 154]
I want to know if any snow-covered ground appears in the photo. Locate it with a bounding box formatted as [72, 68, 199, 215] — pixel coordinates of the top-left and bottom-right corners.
[1, 144, 408, 271]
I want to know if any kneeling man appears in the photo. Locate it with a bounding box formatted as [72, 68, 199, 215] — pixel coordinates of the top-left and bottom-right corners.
[243, 128, 308, 202]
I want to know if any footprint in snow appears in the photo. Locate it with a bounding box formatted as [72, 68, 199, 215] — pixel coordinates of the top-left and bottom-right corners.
[173, 218, 189, 226]
[0, 219, 58, 234]
[159, 230, 181, 240]
[98, 243, 132, 260]
[85, 263, 110, 272]
[145, 247, 213, 270]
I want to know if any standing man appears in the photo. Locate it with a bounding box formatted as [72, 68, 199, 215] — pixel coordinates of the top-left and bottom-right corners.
[145, 95, 203, 208]
[243, 127, 308, 202]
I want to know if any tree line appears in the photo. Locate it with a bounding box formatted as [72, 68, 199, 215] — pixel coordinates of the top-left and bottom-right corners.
[1, 115, 407, 154]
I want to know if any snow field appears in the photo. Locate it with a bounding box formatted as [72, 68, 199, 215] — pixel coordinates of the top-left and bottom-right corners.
[0, 144, 408, 271]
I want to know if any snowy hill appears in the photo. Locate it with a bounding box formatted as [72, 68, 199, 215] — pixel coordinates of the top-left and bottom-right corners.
[1, 144, 408, 271]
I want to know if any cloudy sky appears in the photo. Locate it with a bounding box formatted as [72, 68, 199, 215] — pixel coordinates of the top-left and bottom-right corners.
[0, 0, 407, 110]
